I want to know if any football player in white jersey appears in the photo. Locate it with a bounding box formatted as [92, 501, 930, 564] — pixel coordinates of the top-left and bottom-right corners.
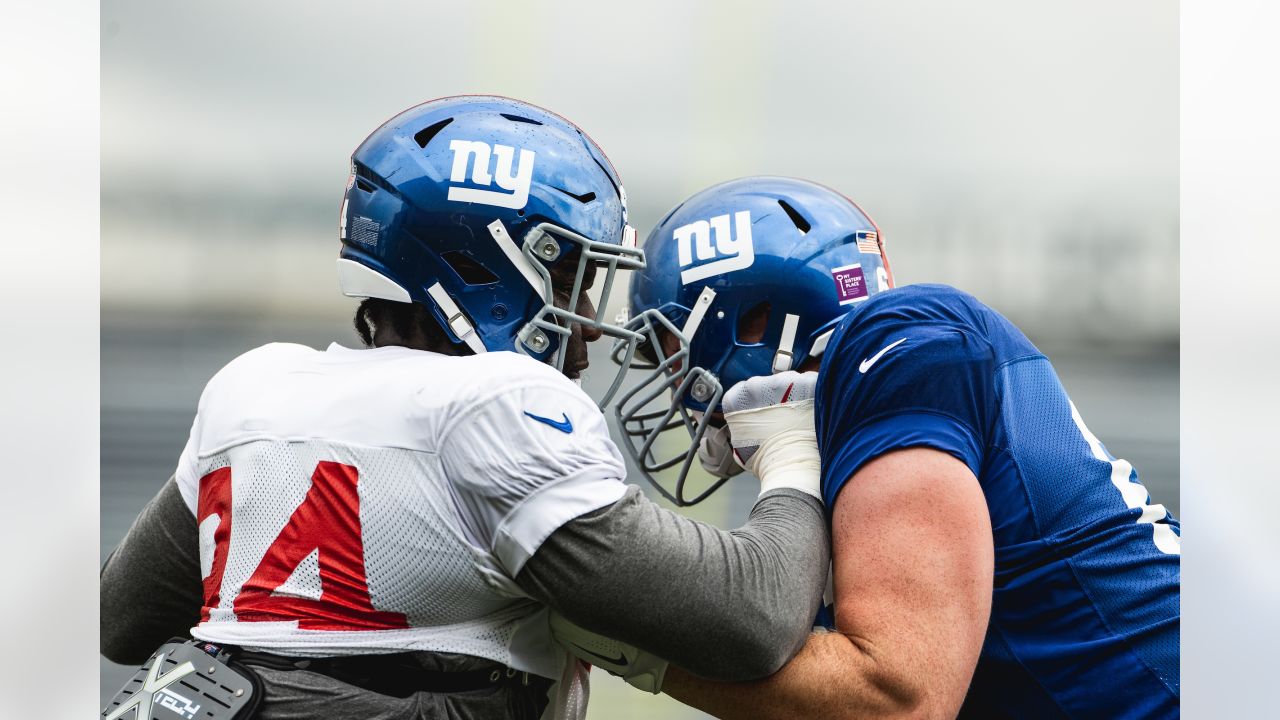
[100, 97, 831, 720]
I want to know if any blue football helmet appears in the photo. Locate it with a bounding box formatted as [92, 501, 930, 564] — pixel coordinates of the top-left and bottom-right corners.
[612, 176, 894, 505]
[337, 96, 645, 404]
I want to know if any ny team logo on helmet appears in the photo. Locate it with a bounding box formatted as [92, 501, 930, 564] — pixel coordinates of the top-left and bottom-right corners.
[675, 210, 755, 284]
[446, 139, 536, 209]
[336, 96, 645, 404]
[612, 176, 894, 505]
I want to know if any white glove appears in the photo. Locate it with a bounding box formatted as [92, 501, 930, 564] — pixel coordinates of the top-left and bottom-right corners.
[722, 371, 821, 500]
[548, 611, 669, 694]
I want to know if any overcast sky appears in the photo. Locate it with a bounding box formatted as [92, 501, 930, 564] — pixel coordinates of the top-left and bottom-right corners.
[102, 1, 1175, 213]
[101, 1, 1177, 341]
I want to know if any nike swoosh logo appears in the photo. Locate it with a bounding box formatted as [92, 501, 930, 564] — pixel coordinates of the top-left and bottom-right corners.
[569, 643, 627, 667]
[524, 411, 573, 434]
[859, 337, 907, 373]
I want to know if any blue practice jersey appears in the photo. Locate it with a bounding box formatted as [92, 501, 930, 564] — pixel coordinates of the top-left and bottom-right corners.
[814, 284, 1180, 719]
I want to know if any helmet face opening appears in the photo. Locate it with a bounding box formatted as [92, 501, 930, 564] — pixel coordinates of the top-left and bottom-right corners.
[516, 221, 645, 406]
[609, 176, 895, 506]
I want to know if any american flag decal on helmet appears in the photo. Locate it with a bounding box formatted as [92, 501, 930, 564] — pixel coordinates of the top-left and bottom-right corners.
[856, 231, 880, 255]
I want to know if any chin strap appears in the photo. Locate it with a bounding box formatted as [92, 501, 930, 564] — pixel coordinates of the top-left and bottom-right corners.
[681, 286, 717, 339]
[426, 282, 487, 355]
[772, 313, 800, 373]
[488, 219, 544, 291]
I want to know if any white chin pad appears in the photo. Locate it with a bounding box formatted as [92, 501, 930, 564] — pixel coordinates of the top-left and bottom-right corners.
[698, 423, 744, 479]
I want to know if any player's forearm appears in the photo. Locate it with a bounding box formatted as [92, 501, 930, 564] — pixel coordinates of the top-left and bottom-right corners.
[662, 629, 926, 720]
[517, 486, 829, 682]
[101, 477, 203, 664]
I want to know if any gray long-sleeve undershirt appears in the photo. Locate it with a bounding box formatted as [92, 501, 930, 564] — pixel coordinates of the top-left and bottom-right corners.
[516, 485, 829, 682]
[100, 478, 202, 663]
[101, 478, 829, 684]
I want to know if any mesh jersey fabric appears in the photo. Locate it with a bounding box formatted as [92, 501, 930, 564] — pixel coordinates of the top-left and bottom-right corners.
[172, 342, 627, 689]
[815, 284, 1180, 719]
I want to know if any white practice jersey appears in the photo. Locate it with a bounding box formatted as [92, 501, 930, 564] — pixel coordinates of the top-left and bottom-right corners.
[172, 342, 628, 683]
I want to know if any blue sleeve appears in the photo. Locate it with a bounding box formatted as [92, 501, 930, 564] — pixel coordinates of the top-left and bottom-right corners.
[815, 319, 995, 510]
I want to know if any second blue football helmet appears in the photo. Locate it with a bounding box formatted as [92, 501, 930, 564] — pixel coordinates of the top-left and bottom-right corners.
[613, 176, 894, 505]
[337, 96, 645, 403]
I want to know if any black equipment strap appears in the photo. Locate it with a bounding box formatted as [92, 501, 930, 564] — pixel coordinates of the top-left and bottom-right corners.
[231, 648, 534, 697]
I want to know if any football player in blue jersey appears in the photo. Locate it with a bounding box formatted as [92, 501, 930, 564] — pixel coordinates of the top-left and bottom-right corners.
[596, 176, 1180, 719]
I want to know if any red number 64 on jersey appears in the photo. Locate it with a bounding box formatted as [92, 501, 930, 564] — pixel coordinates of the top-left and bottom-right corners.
[198, 461, 409, 631]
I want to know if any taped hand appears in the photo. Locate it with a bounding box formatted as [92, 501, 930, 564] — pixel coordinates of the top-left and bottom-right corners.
[722, 371, 821, 500]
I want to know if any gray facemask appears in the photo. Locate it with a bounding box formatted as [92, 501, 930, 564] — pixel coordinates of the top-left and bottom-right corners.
[512, 221, 646, 408]
[608, 288, 735, 506]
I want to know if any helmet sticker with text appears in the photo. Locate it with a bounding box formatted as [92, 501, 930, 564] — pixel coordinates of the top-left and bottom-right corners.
[831, 263, 869, 305]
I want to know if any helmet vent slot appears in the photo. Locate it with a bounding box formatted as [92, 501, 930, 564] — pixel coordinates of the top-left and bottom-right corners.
[777, 199, 811, 235]
[500, 113, 543, 125]
[413, 118, 453, 148]
[737, 301, 772, 344]
[354, 164, 394, 193]
[441, 251, 500, 286]
[553, 186, 597, 204]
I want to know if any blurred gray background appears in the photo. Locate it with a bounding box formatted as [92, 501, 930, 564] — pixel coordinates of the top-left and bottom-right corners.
[101, 1, 1177, 717]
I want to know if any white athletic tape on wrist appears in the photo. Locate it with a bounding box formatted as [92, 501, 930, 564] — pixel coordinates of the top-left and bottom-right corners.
[724, 399, 821, 501]
[751, 426, 821, 500]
